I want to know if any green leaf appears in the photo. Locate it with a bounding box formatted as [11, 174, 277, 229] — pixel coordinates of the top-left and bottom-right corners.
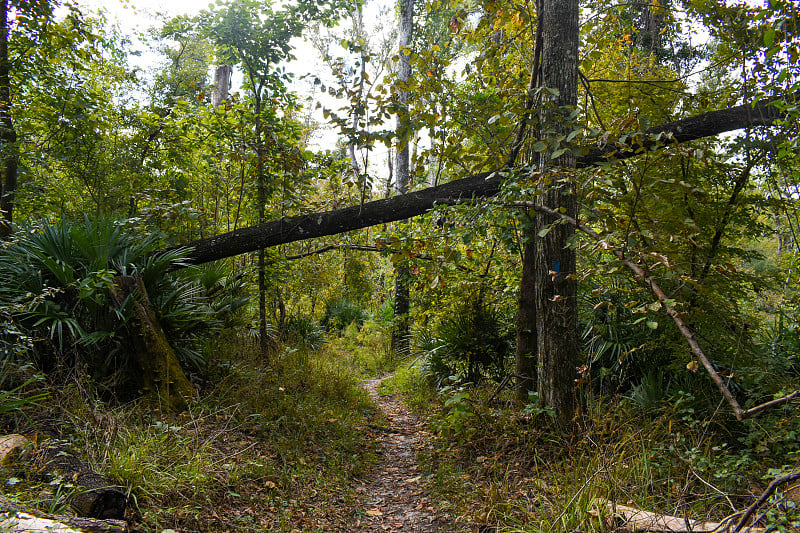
[532, 141, 547, 152]
[764, 27, 775, 47]
[646, 320, 658, 330]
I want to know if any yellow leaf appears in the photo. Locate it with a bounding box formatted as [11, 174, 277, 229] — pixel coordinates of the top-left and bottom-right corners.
[686, 360, 699, 373]
[265, 481, 277, 489]
[366, 508, 383, 517]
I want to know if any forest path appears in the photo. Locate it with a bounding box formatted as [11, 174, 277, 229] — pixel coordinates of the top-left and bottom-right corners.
[348, 378, 455, 532]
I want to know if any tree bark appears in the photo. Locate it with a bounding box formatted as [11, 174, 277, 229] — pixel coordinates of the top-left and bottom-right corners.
[163, 94, 791, 267]
[532, 0, 580, 423]
[391, 0, 414, 355]
[211, 64, 232, 107]
[515, 223, 537, 399]
[0, 0, 18, 239]
[253, 83, 271, 361]
[109, 274, 197, 411]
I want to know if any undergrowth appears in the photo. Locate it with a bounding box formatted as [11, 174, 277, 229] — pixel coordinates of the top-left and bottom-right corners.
[0, 332, 382, 532]
[385, 364, 800, 533]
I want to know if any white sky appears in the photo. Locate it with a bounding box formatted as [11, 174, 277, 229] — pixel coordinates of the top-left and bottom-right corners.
[75, 0, 346, 146]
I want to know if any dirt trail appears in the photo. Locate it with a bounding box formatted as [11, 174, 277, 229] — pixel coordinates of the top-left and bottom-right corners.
[349, 378, 454, 532]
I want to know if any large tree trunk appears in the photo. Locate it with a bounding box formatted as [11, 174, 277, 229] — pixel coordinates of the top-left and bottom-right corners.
[391, 0, 414, 354]
[532, 0, 580, 423]
[110, 274, 197, 411]
[0, 0, 17, 239]
[163, 95, 789, 267]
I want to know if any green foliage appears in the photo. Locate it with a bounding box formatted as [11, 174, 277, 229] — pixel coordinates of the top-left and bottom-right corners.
[431, 384, 476, 444]
[0, 360, 48, 419]
[0, 217, 227, 392]
[320, 298, 368, 333]
[282, 315, 325, 351]
[415, 299, 511, 386]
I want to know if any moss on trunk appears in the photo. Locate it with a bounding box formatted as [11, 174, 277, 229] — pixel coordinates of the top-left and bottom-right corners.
[110, 274, 197, 411]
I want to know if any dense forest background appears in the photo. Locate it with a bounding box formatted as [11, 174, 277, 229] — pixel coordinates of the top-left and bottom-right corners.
[0, 0, 798, 531]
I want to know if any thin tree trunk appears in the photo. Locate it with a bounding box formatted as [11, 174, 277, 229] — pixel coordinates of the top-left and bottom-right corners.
[515, 221, 537, 399]
[253, 86, 272, 361]
[533, 0, 580, 423]
[391, 0, 414, 354]
[0, 0, 17, 239]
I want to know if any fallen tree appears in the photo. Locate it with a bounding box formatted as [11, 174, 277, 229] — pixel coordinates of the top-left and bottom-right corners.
[171, 94, 790, 266]
[0, 495, 126, 533]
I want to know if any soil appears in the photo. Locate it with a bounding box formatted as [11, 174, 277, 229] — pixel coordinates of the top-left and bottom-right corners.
[349, 378, 456, 532]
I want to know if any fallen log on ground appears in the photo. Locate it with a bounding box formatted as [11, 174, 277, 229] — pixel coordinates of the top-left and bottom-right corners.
[591, 499, 767, 533]
[34, 440, 127, 520]
[0, 495, 126, 533]
[0, 434, 30, 465]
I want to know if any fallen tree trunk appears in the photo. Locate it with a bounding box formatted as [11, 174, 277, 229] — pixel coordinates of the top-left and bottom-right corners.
[35, 440, 127, 520]
[591, 499, 767, 533]
[0, 495, 126, 533]
[168, 93, 792, 267]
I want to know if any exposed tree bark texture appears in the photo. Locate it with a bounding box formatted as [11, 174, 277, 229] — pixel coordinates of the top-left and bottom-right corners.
[34, 441, 127, 520]
[0, 0, 18, 239]
[0, 495, 127, 533]
[391, 0, 414, 355]
[531, 0, 580, 422]
[211, 64, 232, 107]
[109, 274, 197, 411]
[166, 94, 791, 267]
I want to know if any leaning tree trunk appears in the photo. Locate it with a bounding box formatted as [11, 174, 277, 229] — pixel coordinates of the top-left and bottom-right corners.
[166, 95, 789, 266]
[532, 0, 580, 423]
[0, 0, 17, 239]
[110, 274, 197, 411]
[391, 0, 415, 354]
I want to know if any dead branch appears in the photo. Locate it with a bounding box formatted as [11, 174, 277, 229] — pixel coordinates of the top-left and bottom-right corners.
[166, 93, 793, 267]
[733, 471, 800, 533]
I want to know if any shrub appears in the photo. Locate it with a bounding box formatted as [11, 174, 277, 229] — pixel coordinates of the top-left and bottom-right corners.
[282, 315, 325, 351]
[0, 217, 227, 394]
[416, 299, 511, 386]
[320, 298, 367, 333]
